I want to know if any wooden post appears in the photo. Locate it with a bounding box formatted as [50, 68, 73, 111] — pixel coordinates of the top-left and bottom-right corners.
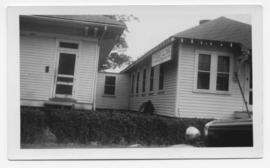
[234, 72, 251, 118]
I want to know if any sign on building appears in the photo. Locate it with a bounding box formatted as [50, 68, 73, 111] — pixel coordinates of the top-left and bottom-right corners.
[151, 45, 172, 67]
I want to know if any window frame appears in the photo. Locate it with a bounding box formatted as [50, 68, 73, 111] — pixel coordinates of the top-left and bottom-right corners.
[136, 71, 140, 95]
[149, 67, 155, 92]
[131, 73, 135, 96]
[104, 75, 116, 96]
[159, 64, 165, 90]
[193, 50, 233, 94]
[142, 68, 147, 93]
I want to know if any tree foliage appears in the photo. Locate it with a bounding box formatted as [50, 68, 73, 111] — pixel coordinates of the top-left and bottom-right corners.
[101, 15, 139, 70]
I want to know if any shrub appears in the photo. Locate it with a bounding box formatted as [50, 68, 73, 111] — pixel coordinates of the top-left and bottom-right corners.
[21, 107, 212, 146]
[21, 107, 46, 144]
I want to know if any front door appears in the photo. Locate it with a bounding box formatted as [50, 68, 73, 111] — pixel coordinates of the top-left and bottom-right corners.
[54, 49, 77, 98]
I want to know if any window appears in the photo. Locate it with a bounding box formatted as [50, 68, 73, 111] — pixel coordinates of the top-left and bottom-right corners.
[197, 54, 211, 90]
[159, 64, 165, 90]
[142, 69, 146, 92]
[195, 52, 231, 93]
[150, 67, 154, 91]
[136, 72, 140, 94]
[104, 76, 116, 95]
[216, 56, 230, 91]
[59, 42, 79, 49]
[131, 74, 135, 95]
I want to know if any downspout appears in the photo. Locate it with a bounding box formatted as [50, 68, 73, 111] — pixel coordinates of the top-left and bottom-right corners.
[234, 49, 251, 118]
[93, 26, 107, 111]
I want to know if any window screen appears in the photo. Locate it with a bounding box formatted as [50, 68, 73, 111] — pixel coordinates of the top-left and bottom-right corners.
[55, 84, 73, 95]
[197, 54, 211, 89]
[58, 53, 76, 75]
[150, 67, 154, 91]
[136, 72, 140, 93]
[159, 64, 164, 90]
[216, 56, 230, 91]
[142, 69, 146, 92]
[104, 76, 116, 95]
[131, 74, 135, 94]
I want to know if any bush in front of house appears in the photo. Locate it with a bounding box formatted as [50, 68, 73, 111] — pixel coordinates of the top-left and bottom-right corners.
[21, 108, 212, 146]
[21, 107, 46, 144]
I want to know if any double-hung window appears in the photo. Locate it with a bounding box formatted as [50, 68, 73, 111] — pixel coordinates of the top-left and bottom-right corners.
[142, 69, 146, 93]
[195, 51, 232, 93]
[149, 67, 154, 91]
[136, 72, 140, 94]
[131, 73, 135, 95]
[216, 56, 230, 91]
[197, 54, 211, 90]
[159, 64, 164, 90]
[104, 76, 116, 95]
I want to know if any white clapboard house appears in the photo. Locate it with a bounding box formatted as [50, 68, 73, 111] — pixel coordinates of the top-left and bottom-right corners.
[20, 15, 126, 110]
[119, 17, 252, 119]
[21, 16, 252, 119]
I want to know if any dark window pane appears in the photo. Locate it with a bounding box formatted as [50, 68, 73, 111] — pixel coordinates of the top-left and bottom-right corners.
[218, 56, 230, 72]
[216, 74, 229, 91]
[104, 86, 115, 95]
[104, 76, 116, 95]
[136, 72, 140, 93]
[150, 67, 154, 91]
[131, 74, 135, 94]
[56, 84, 72, 95]
[105, 76, 116, 85]
[159, 64, 164, 90]
[58, 53, 76, 75]
[198, 54, 211, 71]
[249, 91, 253, 105]
[57, 77, 73, 82]
[197, 72, 210, 89]
[59, 42, 78, 49]
[142, 69, 146, 92]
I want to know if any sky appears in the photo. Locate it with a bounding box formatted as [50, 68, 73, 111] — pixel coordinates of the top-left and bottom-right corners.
[108, 12, 251, 72]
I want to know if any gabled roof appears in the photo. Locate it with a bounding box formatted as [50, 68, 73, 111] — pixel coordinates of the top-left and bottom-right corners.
[175, 17, 251, 49]
[36, 15, 126, 28]
[122, 17, 251, 73]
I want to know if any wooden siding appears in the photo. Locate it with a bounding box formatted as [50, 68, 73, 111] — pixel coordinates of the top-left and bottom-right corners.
[20, 34, 56, 101]
[176, 44, 247, 119]
[74, 40, 99, 103]
[128, 59, 178, 117]
[20, 33, 99, 107]
[95, 73, 129, 110]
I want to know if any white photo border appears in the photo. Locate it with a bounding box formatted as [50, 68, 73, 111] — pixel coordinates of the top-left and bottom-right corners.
[7, 5, 263, 160]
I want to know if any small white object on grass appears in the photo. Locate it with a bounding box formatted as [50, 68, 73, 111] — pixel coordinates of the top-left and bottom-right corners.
[185, 126, 201, 142]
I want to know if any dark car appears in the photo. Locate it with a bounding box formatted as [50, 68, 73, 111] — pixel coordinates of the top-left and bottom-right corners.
[204, 118, 253, 147]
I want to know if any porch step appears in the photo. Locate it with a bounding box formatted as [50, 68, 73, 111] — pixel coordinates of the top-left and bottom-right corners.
[44, 98, 76, 109]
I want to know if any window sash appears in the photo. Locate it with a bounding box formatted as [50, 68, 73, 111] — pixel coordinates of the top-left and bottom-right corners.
[216, 56, 230, 91]
[159, 64, 164, 90]
[131, 74, 135, 94]
[142, 69, 146, 92]
[196, 54, 211, 90]
[195, 51, 232, 93]
[136, 72, 140, 93]
[150, 67, 154, 91]
[104, 76, 116, 95]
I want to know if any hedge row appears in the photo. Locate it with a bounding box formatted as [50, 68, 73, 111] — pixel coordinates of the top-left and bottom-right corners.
[21, 107, 212, 146]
